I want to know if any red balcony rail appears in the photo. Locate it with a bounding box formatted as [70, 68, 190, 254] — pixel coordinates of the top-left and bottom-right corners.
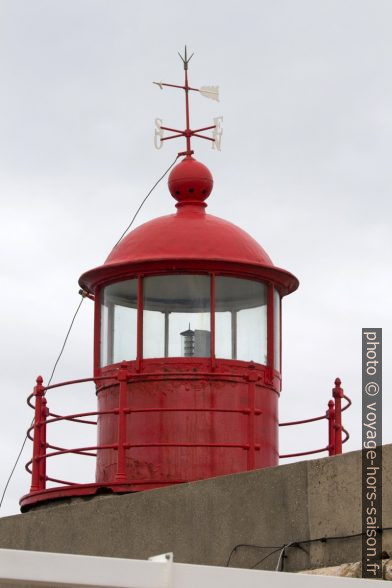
[26, 369, 351, 493]
[279, 378, 351, 459]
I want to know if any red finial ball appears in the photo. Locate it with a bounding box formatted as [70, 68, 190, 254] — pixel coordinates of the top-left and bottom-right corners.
[168, 156, 213, 204]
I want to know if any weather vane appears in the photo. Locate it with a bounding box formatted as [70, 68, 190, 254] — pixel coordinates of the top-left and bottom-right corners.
[153, 46, 223, 156]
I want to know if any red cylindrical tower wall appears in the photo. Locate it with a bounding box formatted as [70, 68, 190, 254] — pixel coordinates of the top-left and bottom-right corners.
[96, 359, 279, 489]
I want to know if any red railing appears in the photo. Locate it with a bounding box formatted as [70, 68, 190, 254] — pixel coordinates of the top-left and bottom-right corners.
[26, 369, 351, 493]
[279, 378, 351, 459]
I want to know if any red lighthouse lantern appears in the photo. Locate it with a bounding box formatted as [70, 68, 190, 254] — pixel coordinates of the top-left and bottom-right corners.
[77, 48, 299, 492]
[78, 154, 298, 490]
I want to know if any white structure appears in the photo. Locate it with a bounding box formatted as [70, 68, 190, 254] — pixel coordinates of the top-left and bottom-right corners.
[0, 549, 379, 587]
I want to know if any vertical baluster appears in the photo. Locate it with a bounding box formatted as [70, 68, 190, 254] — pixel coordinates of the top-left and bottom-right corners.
[333, 377, 343, 454]
[247, 370, 257, 470]
[39, 397, 48, 489]
[30, 376, 45, 492]
[327, 399, 335, 456]
[115, 362, 128, 482]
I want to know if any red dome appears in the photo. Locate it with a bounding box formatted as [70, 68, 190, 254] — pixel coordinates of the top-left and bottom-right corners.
[79, 156, 299, 295]
[106, 208, 272, 266]
[80, 204, 298, 294]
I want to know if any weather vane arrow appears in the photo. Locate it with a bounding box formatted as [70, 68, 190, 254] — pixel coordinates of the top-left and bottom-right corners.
[153, 46, 223, 156]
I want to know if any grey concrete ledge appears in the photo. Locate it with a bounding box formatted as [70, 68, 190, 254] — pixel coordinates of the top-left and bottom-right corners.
[0, 444, 391, 572]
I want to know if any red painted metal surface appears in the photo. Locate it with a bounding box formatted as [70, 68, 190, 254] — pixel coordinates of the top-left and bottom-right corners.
[95, 359, 278, 489]
[79, 202, 299, 296]
[168, 157, 213, 203]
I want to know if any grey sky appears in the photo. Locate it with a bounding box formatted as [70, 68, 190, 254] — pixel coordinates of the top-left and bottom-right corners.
[0, 0, 391, 516]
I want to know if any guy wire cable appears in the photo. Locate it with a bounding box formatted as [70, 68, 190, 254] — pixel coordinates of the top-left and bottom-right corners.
[0, 154, 179, 510]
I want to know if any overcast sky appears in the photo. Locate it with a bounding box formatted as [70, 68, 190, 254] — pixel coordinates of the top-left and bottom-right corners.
[0, 0, 391, 517]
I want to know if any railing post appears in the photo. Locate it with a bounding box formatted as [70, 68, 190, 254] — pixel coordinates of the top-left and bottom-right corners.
[327, 399, 335, 456]
[39, 397, 49, 490]
[115, 362, 128, 482]
[247, 369, 258, 470]
[333, 377, 343, 455]
[30, 375, 45, 492]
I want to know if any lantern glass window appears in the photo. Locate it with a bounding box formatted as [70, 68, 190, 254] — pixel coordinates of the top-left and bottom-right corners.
[274, 288, 281, 372]
[143, 275, 211, 358]
[100, 280, 137, 366]
[215, 277, 268, 364]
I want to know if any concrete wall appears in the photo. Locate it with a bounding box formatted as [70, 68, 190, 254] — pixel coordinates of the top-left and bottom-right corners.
[0, 445, 391, 572]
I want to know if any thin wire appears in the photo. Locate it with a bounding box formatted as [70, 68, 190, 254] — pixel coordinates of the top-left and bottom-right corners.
[0, 297, 85, 509]
[227, 527, 392, 570]
[46, 297, 84, 388]
[226, 543, 281, 567]
[112, 155, 179, 250]
[250, 547, 285, 570]
[0, 155, 181, 509]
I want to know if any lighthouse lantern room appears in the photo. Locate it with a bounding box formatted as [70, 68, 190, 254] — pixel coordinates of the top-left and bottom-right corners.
[21, 49, 350, 511]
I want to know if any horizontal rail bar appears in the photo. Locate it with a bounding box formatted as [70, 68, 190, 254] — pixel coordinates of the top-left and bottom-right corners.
[46, 443, 97, 458]
[124, 442, 260, 450]
[47, 411, 98, 425]
[46, 410, 115, 426]
[44, 375, 113, 391]
[125, 407, 262, 415]
[279, 414, 326, 426]
[43, 445, 117, 460]
[46, 476, 78, 487]
[280, 446, 329, 459]
[30, 407, 261, 427]
[34, 371, 259, 398]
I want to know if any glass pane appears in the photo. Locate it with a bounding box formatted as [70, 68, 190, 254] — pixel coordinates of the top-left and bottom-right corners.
[143, 275, 211, 358]
[143, 310, 165, 358]
[100, 280, 137, 366]
[215, 277, 267, 364]
[215, 311, 231, 359]
[100, 304, 108, 367]
[274, 288, 281, 371]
